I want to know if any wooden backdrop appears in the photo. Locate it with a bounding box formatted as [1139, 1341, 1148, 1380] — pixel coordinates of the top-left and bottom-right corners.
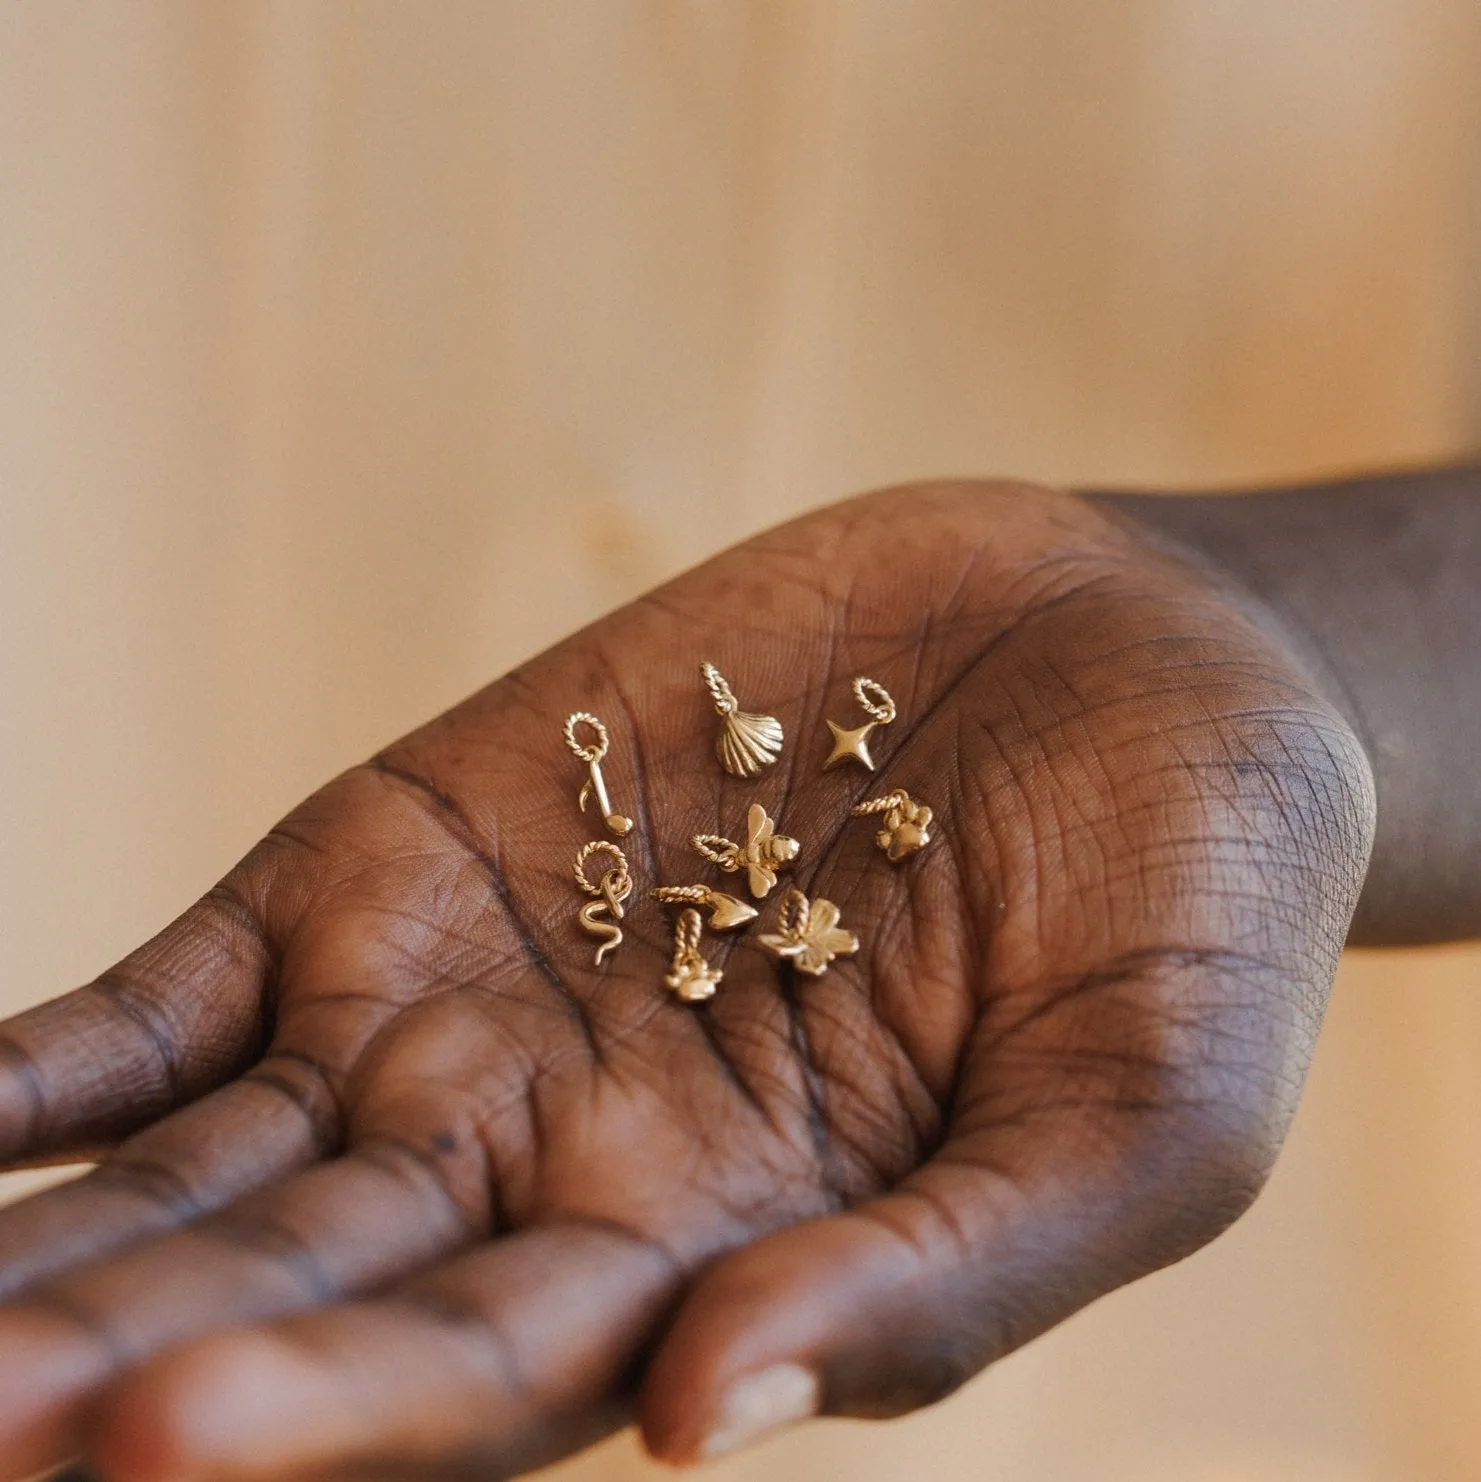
[3, 5, 1479, 1479]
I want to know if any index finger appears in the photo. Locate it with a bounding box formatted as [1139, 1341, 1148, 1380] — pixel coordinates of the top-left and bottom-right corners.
[0, 886, 272, 1169]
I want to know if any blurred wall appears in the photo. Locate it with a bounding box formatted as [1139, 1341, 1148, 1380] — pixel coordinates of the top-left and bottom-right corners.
[2, 5, 1480, 1480]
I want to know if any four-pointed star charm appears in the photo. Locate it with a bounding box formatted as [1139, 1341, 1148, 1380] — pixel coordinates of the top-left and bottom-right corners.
[823, 718, 879, 770]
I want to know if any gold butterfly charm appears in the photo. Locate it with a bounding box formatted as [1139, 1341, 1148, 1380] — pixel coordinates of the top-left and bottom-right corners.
[650, 885, 760, 931]
[852, 789, 933, 862]
[663, 908, 724, 1003]
[759, 888, 860, 977]
[693, 803, 800, 899]
[702, 662, 784, 776]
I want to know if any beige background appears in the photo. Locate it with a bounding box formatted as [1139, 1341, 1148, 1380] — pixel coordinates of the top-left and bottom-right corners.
[3, 4, 1480, 1480]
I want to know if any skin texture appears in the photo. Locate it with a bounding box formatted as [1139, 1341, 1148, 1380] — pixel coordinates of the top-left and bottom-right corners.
[1100, 467, 1481, 944]
[0, 480, 1379, 1480]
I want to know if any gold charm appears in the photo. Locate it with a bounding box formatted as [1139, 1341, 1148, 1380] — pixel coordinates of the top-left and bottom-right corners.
[702, 662, 784, 776]
[759, 888, 860, 976]
[664, 908, 724, 1003]
[823, 677, 897, 771]
[563, 712, 633, 837]
[853, 789, 933, 862]
[693, 802, 800, 899]
[651, 885, 759, 931]
[573, 840, 633, 967]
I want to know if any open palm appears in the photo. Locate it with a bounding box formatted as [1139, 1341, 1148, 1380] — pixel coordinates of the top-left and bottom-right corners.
[0, 482, 1374, 1481]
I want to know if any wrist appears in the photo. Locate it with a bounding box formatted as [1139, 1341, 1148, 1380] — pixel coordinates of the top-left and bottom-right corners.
[1087, 473, 1481, 946]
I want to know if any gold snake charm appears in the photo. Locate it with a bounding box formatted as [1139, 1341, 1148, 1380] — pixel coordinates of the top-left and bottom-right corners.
[574, 840, 633, 967]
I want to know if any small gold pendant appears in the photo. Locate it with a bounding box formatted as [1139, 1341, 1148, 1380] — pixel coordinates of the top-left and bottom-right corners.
[758, 888, 860, 977]
[852, 789, 933, 862]
[692, 802, 800, 899]
[650, 885, 760, 931]
[664, 908, 724, 1002]
[823, 677, 897, 771]
[701, 662, 784, 776]
[563, 712, 633, 837]
[573, 840, 633, 967]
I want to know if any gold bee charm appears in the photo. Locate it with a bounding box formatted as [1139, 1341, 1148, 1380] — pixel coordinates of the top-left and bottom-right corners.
[853, 789, 933, 862]
[563, 712, 633, 837]
[823, 677, 897, 771]
[664, 908, 724, 1003]
[573, 840, 633, 967]
[702, 662, 784, 776]
[759, 888, 860, 976]
[693, 803, 800, 899]
[651, 885, 759, 931]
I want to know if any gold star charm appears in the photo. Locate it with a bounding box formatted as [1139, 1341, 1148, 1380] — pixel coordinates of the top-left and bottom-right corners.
[824, 718, 878, 770]
[822, 677, 896, 772]
[759, 888, 860, 977]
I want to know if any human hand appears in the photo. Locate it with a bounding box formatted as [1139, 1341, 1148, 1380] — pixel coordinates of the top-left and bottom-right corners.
[0, 482, 1374, 1480]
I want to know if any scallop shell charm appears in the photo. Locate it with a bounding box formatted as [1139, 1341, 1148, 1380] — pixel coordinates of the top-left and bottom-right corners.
[717, 707, 784, 776]
[702, 662, 784, 777]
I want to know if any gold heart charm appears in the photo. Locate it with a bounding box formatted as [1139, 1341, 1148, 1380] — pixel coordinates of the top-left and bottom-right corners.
[651, 885, 759, 932]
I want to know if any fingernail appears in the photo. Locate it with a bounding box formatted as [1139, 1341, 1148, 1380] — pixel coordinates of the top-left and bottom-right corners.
[700, 1364, 819, 1460]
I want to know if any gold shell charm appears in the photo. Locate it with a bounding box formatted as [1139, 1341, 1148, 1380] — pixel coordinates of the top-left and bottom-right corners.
[759, 888, 860, 976]
[573, 840, 633, 967]
[651, 885, 759, 931]
[853, 789, 933, 862]
[823, 677, 897, 772]
[693, 802, 800, 899]
[702, 662, 784, 777]
[664, 908, 724, 1003]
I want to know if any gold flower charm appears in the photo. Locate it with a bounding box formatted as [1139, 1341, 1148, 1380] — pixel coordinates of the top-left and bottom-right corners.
[852, 789, 933, 862]
[664, 908, 724, 1003]
[759, 888, 860, 977]
[693, 803, 800, 899]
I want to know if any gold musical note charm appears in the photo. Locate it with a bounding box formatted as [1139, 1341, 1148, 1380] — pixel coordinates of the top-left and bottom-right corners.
[852, 789, 933, 862]
[693, 802, 800, 899]
[564, 712, 633, 837]
[823, 677, 897, 771]
[758, 888, 860, 977]
[702, 662, 784, 776]
[651, 884, 759, 931]
[573, 840, 633, 967]
[664, 908, 724, 1003]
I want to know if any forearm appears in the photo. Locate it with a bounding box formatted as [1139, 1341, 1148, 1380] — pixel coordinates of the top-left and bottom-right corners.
[1094, 467, 1481, 946]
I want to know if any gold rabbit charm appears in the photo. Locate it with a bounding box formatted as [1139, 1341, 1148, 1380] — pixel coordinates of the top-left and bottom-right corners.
[563, 712, 633, 837]
[664, 908, 724, 1003]
[823, 677, 897, 771]
[759, 888, 860, 976]
[853, 789, 933, 862]
[573, 840, 633, 967]
[650, 884, 759, 931]
[702, 662, 784, 776]
[693, 803, 799, 899]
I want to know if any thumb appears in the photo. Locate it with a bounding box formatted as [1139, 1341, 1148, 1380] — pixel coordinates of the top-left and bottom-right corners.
[639, 1116, 1266, 1466]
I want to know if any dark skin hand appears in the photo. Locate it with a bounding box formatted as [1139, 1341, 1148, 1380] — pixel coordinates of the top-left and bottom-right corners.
[0, 479, 1394, 1479]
